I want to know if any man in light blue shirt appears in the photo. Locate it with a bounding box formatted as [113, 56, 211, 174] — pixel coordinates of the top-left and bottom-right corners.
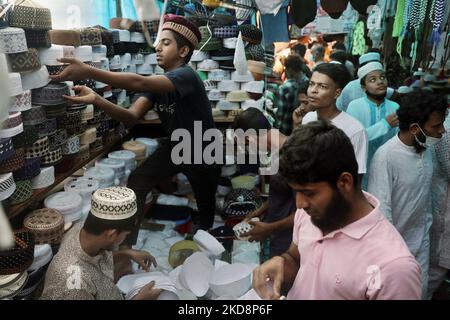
[337, 52, 394, 111]
[347, 62, 399, 187]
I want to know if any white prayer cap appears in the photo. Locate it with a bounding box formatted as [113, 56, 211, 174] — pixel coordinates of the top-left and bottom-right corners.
[397, 86, 413, 94]
[358, 62, 384, 79]
[90, 187, 137, 220]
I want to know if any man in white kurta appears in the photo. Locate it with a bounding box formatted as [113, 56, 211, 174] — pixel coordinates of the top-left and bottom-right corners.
[368, 134, 433, 298]
[368, 90, 448, 299]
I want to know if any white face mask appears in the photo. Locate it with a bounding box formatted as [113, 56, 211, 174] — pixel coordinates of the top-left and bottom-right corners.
[413, 124, 442, 148]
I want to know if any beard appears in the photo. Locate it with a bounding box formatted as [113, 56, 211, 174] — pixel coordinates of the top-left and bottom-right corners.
[366, 90, 387, 101]
[309, 189, 352, 233]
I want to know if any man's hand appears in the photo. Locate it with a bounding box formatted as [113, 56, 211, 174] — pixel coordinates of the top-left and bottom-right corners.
[50, 57, 91, 82]
[240, 220, 273, 242]
[252, 256, 285, 300]
[133, 281, 163, 300]
[63, 86, 98, 105]
[292, 103, 313, 127]
[386, 112, 399, 128]
[127, 249, 157, 271]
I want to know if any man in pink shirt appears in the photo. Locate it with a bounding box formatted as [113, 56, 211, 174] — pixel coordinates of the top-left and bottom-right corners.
[252, 120, 421, 300]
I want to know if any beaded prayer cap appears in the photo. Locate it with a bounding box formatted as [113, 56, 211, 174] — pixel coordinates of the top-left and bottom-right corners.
[162, 14, 201, 47]
[90, 187, 137, 220]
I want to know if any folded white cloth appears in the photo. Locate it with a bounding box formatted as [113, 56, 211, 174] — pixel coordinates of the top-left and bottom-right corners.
[157, 194, 189, 207]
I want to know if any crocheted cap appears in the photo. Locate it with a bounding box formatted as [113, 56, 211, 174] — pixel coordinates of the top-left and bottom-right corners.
[90, 187, 137, 220]
[162, 14, 201, 47]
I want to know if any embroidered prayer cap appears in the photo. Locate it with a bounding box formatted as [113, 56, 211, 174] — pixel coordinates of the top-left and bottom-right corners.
[8, 48, 41, 73]
[357, 61, 384, 79]
[162, 14, 201, 47]
[90, 187, 137, 220]
[358, 52, 381, 65]
[0, 231, 35, 275]
[245, 44, 265, 62]
[237, 24, 262, 44]
[223, 188, 262, 217]
[211, 48, 235, 61]
[8, 0, 52, 31]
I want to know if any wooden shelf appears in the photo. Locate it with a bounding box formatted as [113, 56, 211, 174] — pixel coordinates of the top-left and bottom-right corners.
[7, 137, 121, 220]
[139, 116, 236, 125]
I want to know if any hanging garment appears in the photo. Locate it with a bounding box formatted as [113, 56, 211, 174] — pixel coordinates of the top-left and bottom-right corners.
[254, 0, 285, 15]
[351, 21, 366, 56]
[260, 4, 289, 44]
[349, 0, 377, 15]
[291, 0, 317, 28]
[320, 0, 349, 19]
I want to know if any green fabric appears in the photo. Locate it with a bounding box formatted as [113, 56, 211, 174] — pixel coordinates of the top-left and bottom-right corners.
[351, 21, 365, 56]
[392, 0, 406, 37]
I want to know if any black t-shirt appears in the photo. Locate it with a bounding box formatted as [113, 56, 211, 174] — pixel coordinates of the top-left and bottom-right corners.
[143, 65, 216, 138]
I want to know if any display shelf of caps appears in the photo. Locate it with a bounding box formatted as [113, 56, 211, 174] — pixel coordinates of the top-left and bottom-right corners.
[0, 2, 131, 223]
[4, 134, 121, 221]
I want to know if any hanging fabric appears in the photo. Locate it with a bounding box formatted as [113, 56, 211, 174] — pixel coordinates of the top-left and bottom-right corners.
[134, 0, 160, 21]
[234, 31, 248, 75]
[408, 0, 428, 69]
[320, 0, 349, 19]
[351, 21, 366, 56]
[260, 0, 289, 44]
[291, 0, 317, 29]
[254, 0, 285, 15]
[393, 0, 406, 38]
[429, 0, 445, 46]
[349, 0, 377, 15]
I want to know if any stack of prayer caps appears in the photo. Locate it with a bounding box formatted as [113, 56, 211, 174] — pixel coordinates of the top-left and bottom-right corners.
[31, 166, 54, 189]
[0, 230, 35, 299]
[84, 166, 117, 189]
[24, 208, 65, 245]
[64, 177, 100, 217]
[8, 48, 41, 73]
[0, 112, 24, 139]
[44, 191, 83, 223]
[9, 90, 32, 113]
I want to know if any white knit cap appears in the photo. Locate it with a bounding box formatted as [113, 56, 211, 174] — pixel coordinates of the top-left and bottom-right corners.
[358, 62, 384, 79]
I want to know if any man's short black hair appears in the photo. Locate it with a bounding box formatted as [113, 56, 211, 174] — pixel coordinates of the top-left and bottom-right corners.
[280, 120, 358, 188]
[330, 50, 347, 64]
[284, 55, 304, 75]
[313, 63, 351, 90]
[298, 81, 309, 95]
[83, 212, 137, 235]
[172, 31, 194, 63]
[333, 42, 346, 51]
[292, 43, 307, 58]
[232, 108, 271, 132]
[397, 90, 447, 131]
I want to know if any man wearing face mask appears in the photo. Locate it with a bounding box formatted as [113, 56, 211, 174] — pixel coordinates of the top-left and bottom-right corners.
[347, 62, 399, 188]
[368, 90, 448, 299]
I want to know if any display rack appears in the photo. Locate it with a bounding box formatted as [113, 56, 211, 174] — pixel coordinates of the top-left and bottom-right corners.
[7, 137, 121, 219]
